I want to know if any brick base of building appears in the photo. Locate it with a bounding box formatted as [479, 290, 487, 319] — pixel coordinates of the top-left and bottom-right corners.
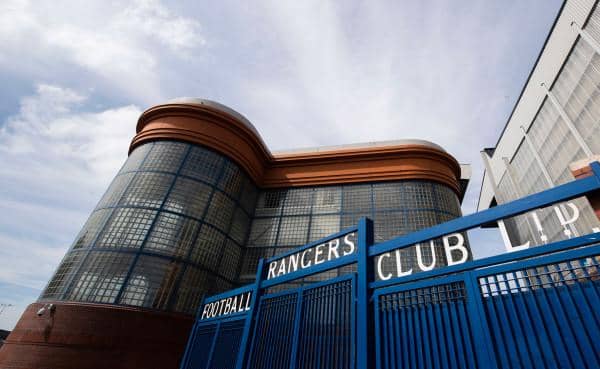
[0, 302, 193, 369]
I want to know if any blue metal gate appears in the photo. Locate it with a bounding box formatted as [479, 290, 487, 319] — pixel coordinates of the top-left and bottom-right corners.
[181, 162, 600, 369]
[179, 285, 254, 369]
[374, 245, 600, 369]
[248, 275, 356, 369]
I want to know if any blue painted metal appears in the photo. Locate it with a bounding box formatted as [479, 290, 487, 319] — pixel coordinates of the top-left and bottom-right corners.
[356, 217, 373, 369]
[370, 231, 600, 290]
[234, 259, 265, 369]
[181, 161, 600, 369]
[369, 163, 600, 257]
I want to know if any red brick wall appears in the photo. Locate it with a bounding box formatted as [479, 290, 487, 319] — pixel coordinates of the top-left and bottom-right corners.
[0, 302, 193, 369]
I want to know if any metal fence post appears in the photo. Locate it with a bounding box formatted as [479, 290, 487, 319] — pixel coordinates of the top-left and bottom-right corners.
[288, 290, 304, 369]
[357, 217, 374, 369]
[205, 321, 221, 369]
[234, 259, 265, 369]
[463, 271, 498, 369]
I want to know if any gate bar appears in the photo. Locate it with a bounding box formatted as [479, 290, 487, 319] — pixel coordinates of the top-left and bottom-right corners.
[234, 259, 265, 369]
[369, 162, 600, 257]
[357, 217, 374, 369]
[371, 231, 600, 290]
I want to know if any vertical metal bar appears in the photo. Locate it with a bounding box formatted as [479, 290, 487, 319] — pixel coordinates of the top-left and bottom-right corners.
[542, 264, 586, 367]
[235, 259, 265, 369]
[300, 290, 310, 369]
[439, 297, 456, 369]
[403, 298, 412, 369]
[249, 299, 265, 368]
[420, 296, 431, 369]
[325, 284, 333, 368]
[482, 276, 511, 368]
[519, 269, 560, 369]
[265, 296, 278, 369]
[356, 217, 374, 369]
[463, 272, 499, 369]
[205, 321, 221, 369]
[425, 299, 440, 369]
[390, 295, 400, 369]
[381, 297, 390, 369]
[316, 284, 325, 369]
[374, 293, 382, 369]
[328, 284, 335, 368]
[553, 270, 600, 367]
[432, 301, 449, 369]
[414, 291, 424, 368]
[333, 284, 339, 369]
[506, 273, 543, 368]
[536, 265, 577, 367]
[349, 274, 356, 369]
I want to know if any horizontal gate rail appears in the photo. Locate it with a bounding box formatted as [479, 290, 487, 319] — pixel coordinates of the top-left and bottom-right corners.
[371, 231, 600, 290]
[369, 161, 600, 258]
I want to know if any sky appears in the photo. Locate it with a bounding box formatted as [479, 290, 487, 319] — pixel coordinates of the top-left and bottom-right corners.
[0, 0, 562, 330]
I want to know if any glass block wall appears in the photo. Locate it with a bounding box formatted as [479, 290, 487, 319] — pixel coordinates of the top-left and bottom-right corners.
[41, 140, 466, 314]
[241, 181, 466, 284]
[494, 6, 600, 246]
[41, 141, 258, 314]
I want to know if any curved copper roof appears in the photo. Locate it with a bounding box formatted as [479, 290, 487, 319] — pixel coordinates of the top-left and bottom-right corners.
[131, 99, 463, 195]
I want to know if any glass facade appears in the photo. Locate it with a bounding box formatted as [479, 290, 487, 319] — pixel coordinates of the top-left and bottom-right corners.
[41, 141, 258, 314]
[41, 139, 465, 314]
[243, 181, 465, 284]
[494, 6, 600, 246]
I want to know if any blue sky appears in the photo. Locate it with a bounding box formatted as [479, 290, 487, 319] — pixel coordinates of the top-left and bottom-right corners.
[0, 0, 561, 329]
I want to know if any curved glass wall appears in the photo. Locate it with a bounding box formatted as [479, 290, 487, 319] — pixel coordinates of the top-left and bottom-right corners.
[41, 141, 258, 314]
[41, 139, 466, 313]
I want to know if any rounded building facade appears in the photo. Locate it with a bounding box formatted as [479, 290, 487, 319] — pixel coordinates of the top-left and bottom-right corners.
[0, 98, 468, 369]
[41, 140, 258, 314]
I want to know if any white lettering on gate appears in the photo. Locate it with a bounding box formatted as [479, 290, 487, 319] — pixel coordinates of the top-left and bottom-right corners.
[498, 219, 530, 252]
[555, 203, 579, 237]
[266, 232, 357, 280]
[343, 234, 355, 255]
[377, 253, 392, 280]
[395, 249, 412, 277]
[416, 241, 436, 271]
[498, 201, 584, 251]
[328, 239, 339, 260]
[373, 201, 596, 281]
[289, 253, 300, 273]
[200, 291, 253, 320]
[443, 233, 469, 266]
[301, 249, 312, 268]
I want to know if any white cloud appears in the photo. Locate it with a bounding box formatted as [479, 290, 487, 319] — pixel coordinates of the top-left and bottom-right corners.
[0, 84, 140, 288]
[0, 0, 561, 330]
[0, 0, 205, 104]
[115, 0, 206, 53]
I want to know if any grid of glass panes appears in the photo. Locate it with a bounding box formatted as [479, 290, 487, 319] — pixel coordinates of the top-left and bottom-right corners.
[493, 9, 600, 247]
[241, 180, 465, 283]
[40, 140, 258, 314]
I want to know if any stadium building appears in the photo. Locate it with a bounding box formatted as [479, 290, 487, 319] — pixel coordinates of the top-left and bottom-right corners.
[0, 98, 470, 368]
